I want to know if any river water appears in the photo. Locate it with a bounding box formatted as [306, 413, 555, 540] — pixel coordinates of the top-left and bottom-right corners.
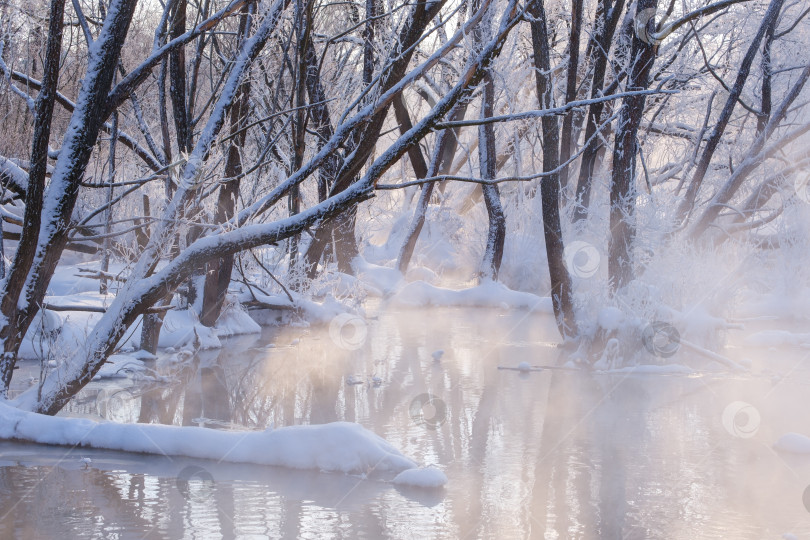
[1, 306, 809, 538]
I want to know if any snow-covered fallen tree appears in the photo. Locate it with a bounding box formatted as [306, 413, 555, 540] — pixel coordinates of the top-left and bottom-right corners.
[0, 401, 447, 487]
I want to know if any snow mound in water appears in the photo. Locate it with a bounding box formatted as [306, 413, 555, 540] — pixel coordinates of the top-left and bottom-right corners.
[214, 298, 262, 337]
[392, 466, 448, 488]
[0, 402, 438, 480]
[774, 432, 810, 454]
[94, 354, 148, 379]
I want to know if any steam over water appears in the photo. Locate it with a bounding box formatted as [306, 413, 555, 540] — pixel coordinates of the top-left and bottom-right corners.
[2, 306, 809, 538]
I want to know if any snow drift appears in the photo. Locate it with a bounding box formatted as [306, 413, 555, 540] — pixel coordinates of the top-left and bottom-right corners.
[0, 402, 446, 486]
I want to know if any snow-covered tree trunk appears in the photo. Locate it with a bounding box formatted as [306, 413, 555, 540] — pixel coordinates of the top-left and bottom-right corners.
[608, 0, 658, 291]
[200, 2, 254, 328]
[0, 0, 67, 383]
[529, 0, 578, 337]
[396, 102, 468, 274]
[558, 0, 583, 188]
[474, 0, 505, 280]
[16, 0, 522, 415]
[100, 105, 118, 295]
[477, 71, 506, 280]
[302, 0, 448, 278]
[677, 0, 785, 221]
[0, 0, 138, 393]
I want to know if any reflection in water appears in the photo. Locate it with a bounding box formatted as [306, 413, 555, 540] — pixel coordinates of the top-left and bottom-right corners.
[2, 307, 810, 538]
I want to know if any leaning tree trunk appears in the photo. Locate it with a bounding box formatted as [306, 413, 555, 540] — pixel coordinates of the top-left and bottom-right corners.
[303, 31, 339, 202]
[22, 0, 522, 415]
[608, 0, 658, 291]
[396, 101, 468, 273]
[677, 0, 784, 220]
[0, 0, 139, 393]
[200, 3, 254, 328]
[302, 0, 447, 279]
[0, 0, 65, 391]
[530, 0, 578, 337]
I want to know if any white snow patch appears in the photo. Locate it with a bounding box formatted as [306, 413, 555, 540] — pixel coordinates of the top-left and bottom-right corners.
[0, 402, 440, 481]
[405, 266, 438, 284]
[314, 272, 383, 298]
[213, 299, 262, 337]
[597, 307, 624, 331]
[353, 257, 403, 295]
[774, 432, 810, 454]
[392, 466, 447, 488]
[94, 355, 147, 380]
[159, 311, 221, 350]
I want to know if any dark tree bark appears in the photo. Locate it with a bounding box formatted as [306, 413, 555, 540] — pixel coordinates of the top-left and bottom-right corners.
[200, 3, 254, 328]
[478, 70, 506, 279]
[287, 0, 310, 274]
[169, 0, 192, 154]
[0, 0, 139, 393]
[302, 0, 447, 278]
[608, 0, 658, 290]
[472, 0, 505, 280]
[678, 0, 784, 220]
[392, 94, 429, 180]
[396, 101, 468, 273]
[302, 33, 339, 202]
[1, 0, 66, 382]
[558, 0, 584, 188]
[757, 8, 778, 135]
[363, 0, 377, 86]
[530, 0, 578, 337]
[571, 0, 626, 222]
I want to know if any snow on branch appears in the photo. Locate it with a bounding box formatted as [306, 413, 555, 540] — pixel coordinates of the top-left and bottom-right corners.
[104, 0, 251, 117]
[0, 156, 28, 199]
[434, 87, 676, 129]
[378, 110, 621, 189]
